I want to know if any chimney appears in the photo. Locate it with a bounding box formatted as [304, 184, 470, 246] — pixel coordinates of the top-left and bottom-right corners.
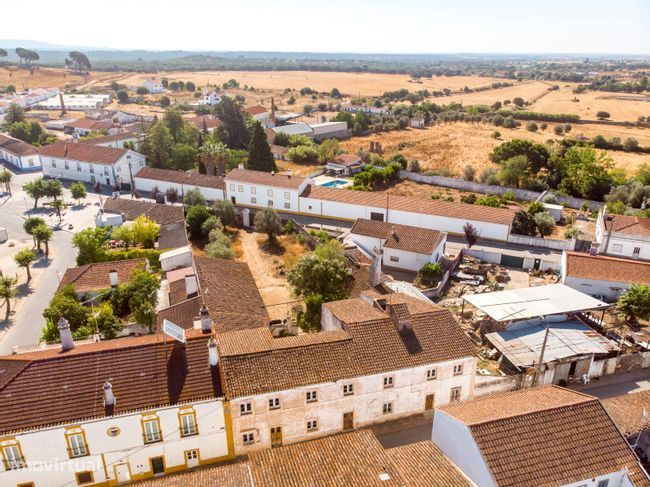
[271, 171, 275, 176]
[369, 250, 382, 287]
[185, 274, 199, 298]
[108, 269, 118, 288]
[238, 163, 245, 170]
[58, 317, 75, 352]
[271, 96, 276, 123]
[103, 381, 115, 407]
[199, 304, 211, 333]
[207, 338, 219, 367]
[64, 144, 68, 158]
[287, 169, 292, 179]
[387, 302, 412, 333]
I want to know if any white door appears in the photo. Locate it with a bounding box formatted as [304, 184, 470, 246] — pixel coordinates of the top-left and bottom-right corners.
[115, 463, 131, 484]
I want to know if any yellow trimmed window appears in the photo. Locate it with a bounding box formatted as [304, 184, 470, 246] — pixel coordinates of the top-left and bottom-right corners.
[179, 410, 198, 437]
[1, 440, 25, 470]
[65, 428, 89, 458]
[75, 471, 94, 485]
[142, 415, 162, 444]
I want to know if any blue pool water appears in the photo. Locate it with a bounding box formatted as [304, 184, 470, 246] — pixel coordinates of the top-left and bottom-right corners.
[321, 179, 349, 188]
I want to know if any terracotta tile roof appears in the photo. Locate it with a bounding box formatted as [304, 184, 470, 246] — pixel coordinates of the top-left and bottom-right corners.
[226, 168, 306, 190]
[39, 141, 129, 165]
[385, 441, 472, 487]
[168, 279, 189, 306]
[194, 257, 270, 333]
[57, 259, 147, 293]
[136, 166, 225, 190]
[564, 251, 650, 285]
[166, 266, 194, 283]
[132, 461, 253, 487]
[332, 154, 361, 165]
[249, 430, 404, 487]
[302, 185, 516, 226]
[102, 198, 184, 225]
[269, 144, 288, 155]
[186, 115, 221, 131]
[322, 298, 389, 324]
[604, 213, 650, 237]
[217, 295, 475, 398]
[78, 132, 138, 146]
[244, 105, 269, 116]
[438, 386, 650, 487]
[0, 330, 221, 434]
[156, 296, 203, 331]
[66, 118, 114, 131]
[602, 390, 650, 436]
[351, 218, 445, 254]
[0, 133, 39, 156]
[158, 220, 189, 250]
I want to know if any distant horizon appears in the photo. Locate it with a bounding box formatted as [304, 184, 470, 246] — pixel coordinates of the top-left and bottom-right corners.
[1, 0, 648, 55]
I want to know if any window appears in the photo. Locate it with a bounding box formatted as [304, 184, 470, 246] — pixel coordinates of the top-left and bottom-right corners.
[268, 200, 273, 207]
[284, 202, 290, 209]
[269, 397, 281, 410]
[450, 387, 462, 402]
[76, 162, 81, 172]
[284, 191, 290, 200]
[185, 449, 198, 461]
[179, 411, 198, 437]
[633, 247, 641, 256]
[251, 197, 257, 204]
[2, 443, 25, 469]
[139, 160, 144, 166]
[242, 431, 255, 446]
[427, 368, 437, 380]
[251, 187, 256, 194]
[389, 256, 399, 262]
[343, 384, 354, 396]
[238, 185, 244, 192]
[382, 402, 393, 415]
[66, 430, 88, 458]
[229, 183, 235, 191]
[75, 471, 93, 485]
[307, 419, 318, 432]
[64, 160, 69, 170]
[453, 364, 463, 376]
[52, 160, 57, 168]
[142, 416, 162, 444]
[103, 167, 109, 176]
[306, 390, 318, 403]
[597, 480, 609, 487]
[89, 165, 94, 174]
[267, 189, 273, 196]
[383, 376, 394, 388]
[612, 243, 623, 252]
[240, 402, 252, 416]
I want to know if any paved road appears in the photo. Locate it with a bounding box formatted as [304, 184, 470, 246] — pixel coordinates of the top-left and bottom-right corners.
[569, 369, 650, 399]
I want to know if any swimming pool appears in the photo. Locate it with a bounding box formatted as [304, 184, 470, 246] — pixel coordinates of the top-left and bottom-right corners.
[321, 179, 350, 188]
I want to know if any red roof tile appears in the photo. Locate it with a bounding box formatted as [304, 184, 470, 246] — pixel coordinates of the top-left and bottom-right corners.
[564, 251, 650, 285]
[136, 166, 225, 190]
[226, 168, 306, 190]
[57, 259, 147, 293]
[350, 218, 445, 254]
[39, 141, 130, 165]
[0, 134, 39, 156]
[604, 213, 650, 238]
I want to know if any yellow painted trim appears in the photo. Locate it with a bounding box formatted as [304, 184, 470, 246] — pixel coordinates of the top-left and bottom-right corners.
[222, 400, 236, 459]
[101, 453, 109, 481]
[140, 413, 162, 445]
[111, 461, 133, 486]
[0, 437, 25, 470]
[177, 408, 199, 438]
[74, 469, 95, 486]
[65, 426, 91, 458]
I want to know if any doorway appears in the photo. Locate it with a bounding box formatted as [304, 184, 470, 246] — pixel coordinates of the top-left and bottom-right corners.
[114, 463, 131, 484]
[231, 196, 236, 205]
[533, 258, 541, 271]
[270, 426, 283, 448]
[150, 456, 165, 476]
[425, 394, 435, 411]
[568, 361, 577, 378]
[343, 412, 354, 431]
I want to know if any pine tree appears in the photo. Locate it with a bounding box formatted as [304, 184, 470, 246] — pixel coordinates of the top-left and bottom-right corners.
[247, 122, 277, 172]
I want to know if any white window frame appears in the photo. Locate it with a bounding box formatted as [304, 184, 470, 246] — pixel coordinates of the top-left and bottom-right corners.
[383, 376, 394, 388]
[229, 183, 235, 191]
[251, 197, 257, 204]
[251, 187, 256, 194]
[343, 384, 354, 396]
[284, 191, 290, 200]
[307, 419, 318, 432]
[143, 418, 161, 443]
[240, 402, 252, 416]
[427, 368, 437, 380]
[453, 364, 463, 375]
[269, 397, 281, 410]
[242, 431, 255, 446]
[382, 402, 393, 415]
[67, 432, 88, 457]
[306, 390, 318, 403]
[180, 412, 198, 437]
[3, 444, 25, 470]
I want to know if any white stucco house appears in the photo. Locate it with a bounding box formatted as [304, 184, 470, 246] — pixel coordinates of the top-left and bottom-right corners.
[0, 133, 41, 170]
[244, 105, 272, 128]
[325, 153, 363, 175]
[134, 166, 225, 202]
[560, 250, 650, 302]
[143, 79, 165, 94]
[78, 131, 140, 149]
[198, 91, 221, 106]
[347, 218, 446, 272]
[595, 207, 650, 261]
[225, 167, 312, 213]
[0, 324, 232, 486]
[39, 141, 145, 187]
[432, 386, 650, 487]
[217, 292, 476, 454]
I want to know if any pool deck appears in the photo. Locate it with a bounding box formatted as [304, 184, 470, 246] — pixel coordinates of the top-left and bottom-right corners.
[313, 175, 353, 188]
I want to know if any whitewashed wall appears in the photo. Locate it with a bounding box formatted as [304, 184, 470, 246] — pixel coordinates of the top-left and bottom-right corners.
[0, 149, 41, 170]
[225, 181, 301, 213]
[0, 399, 228, 486]
[42, 153, 145, 186]
[563, 275, 629, 302]
[230, 357, 475, 454]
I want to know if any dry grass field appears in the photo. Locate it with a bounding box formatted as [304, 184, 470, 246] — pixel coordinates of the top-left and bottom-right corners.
[340, 122, 650, 176]
[433, 80, 554, 106]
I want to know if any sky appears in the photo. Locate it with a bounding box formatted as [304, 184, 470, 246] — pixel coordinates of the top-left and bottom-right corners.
[3, 0, 649, 54]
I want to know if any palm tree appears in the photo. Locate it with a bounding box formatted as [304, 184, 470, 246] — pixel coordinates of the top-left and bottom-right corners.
[50, 199, 66, 222]
[33, 224, 53, 258]
[23, 216, 46, 248]
[0, 276, 17, 320]
[14, 249, 36, 282]
[0, 170, 12, 196]
[199, 141, 229, 176]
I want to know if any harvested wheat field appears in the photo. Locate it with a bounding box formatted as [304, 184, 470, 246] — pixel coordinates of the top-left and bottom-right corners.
[433, 80, 554, 107]
[340, 122, 650, 176]
[530, 83, 650, 122]
[0, 66, 93, 89]
[115, 71, 507, 97]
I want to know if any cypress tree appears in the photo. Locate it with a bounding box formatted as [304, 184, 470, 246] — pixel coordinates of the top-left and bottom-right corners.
[247, 122, 277, 172]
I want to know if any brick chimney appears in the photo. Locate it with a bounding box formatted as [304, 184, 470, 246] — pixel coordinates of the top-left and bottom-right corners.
[58, 317, 75, 352]
[387, 302, 411, 333]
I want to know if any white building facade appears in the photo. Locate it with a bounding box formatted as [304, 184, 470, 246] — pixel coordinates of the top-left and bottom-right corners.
[595, 208, 650, 261]
[225, 168, 311, 213]
[198, 91, 221, 106]
[143, 80, 165, 94]
[0, 134, 41, 170]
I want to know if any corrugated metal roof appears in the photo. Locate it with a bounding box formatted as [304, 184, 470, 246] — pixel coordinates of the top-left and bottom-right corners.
[486, 320, 618, 368]
[463, 284, 609, 322]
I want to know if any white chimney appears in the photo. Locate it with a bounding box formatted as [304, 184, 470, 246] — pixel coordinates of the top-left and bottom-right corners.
[58, 317, 75, 352]
[109, 269, 118, 288]
[185, 274, 199, 298]
[238, 163, 245, 170]
[208, 338, 219, 367]
[369, 250, 382, 287]
[200, 304, 211, 333]
[103, 381, 115, 407]
[287, 169, 292, 178]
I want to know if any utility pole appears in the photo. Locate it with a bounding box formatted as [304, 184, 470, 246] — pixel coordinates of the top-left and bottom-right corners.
[535, 320, 550, 386]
